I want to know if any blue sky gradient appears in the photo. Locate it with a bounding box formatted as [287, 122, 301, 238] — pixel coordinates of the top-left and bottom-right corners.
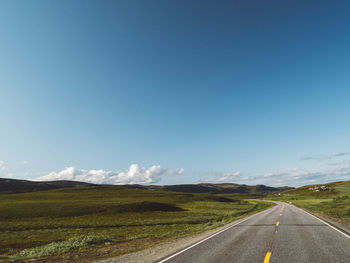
[1, 0, 350, 186]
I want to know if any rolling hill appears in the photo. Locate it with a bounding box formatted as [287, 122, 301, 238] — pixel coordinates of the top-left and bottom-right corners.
[0, 178, 94, 193]
[149, 183, 292, 195]
[275, 180, 350, 199]
[271, 180, 350, 225]
[0, 177, 292, 195]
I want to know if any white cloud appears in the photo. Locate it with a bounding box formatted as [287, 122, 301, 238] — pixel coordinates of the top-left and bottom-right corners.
[36, 164, 184, 185]
[300, 152, 350, 160]
[332, 152, 350, 157]
[260, 165, 350, 186]
[205, 171, 258, 184]
[163, 167, 184, 176]
[216, 171, 242, 182]
[20, 160, 29, 165]
[328, 159, 350, 166]
[0, 161, 7, 170]
[204, 164, 350, 187]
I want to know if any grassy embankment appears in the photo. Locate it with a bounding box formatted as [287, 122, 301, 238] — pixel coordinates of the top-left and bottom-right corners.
[268, 181, 350, 224]
[0, 186, 274, 262]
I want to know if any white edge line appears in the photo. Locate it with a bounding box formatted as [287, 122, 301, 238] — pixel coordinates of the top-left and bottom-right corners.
[157, 205, 278, 263]
[292, 204, 350, 239]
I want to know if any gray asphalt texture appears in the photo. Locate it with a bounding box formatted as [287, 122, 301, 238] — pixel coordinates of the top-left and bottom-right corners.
[160, 202, 350, 263]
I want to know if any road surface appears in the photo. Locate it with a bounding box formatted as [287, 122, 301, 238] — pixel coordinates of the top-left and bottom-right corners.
[158, 202, 350, 263]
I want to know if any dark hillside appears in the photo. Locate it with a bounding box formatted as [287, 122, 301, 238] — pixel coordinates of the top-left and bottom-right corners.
[151, 183, 292, 195]
[0, 178, 93, 193]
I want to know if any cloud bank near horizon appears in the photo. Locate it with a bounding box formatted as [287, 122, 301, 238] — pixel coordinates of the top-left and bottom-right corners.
[4, 151, 350, 187]
[36, 164, 184, 185]
[207, 162, 350, 187]
[205, 151, 350, 186]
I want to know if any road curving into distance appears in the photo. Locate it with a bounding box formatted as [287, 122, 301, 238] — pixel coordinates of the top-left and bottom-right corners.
[158, 202, 350, 263]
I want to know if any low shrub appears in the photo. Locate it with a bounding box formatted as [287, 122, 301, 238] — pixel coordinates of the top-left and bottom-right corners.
[11, 235, 111, 260]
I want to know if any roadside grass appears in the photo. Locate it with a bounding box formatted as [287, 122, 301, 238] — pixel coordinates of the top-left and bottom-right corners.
[291, 196, 350, 222]
[0, 187, 274, 262]
[268, 181, 350, 224]
[9, 235, 112, 260]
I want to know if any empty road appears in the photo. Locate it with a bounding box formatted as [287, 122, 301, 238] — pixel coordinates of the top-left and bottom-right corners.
[158, 202, 350, 263]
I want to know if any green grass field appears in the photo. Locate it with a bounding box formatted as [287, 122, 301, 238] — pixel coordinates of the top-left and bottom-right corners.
[0, 186, 274, 262]
[269, 181, 350, 223]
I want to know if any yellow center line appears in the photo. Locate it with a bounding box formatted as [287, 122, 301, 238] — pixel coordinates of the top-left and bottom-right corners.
[264, 251, 272, 263]
[276, 221, 280, 227]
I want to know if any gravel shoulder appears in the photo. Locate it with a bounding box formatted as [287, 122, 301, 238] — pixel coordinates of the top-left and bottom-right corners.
[297, 206, 350, 235]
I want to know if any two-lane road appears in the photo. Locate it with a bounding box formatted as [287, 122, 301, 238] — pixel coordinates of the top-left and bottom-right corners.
[159, 202, 350, 263]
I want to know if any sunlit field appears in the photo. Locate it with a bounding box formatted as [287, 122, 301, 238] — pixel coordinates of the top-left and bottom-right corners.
[269, 181, 350, 223]
[0, 187, 273, 262]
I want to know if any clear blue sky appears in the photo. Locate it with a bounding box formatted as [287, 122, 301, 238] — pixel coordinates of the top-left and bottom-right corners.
[1, 0, 350, 186]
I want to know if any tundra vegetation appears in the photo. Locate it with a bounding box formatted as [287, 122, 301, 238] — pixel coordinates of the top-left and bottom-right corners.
[0, 186, 273, 262]
[269, 180, 350, 224]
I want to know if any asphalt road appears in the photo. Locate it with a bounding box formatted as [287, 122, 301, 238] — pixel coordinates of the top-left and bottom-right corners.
[158, 202, 350, 263]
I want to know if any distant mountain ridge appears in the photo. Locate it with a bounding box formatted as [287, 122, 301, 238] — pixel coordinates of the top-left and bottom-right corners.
[0, 178, 94, 194]
[0, 178, 293, 194]
[148, 183, 292, 194]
